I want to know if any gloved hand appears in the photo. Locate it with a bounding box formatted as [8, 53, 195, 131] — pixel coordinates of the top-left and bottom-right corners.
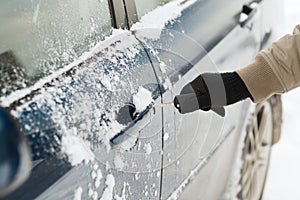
[173, 72, 252, 115]
[173, 74, 212, 114]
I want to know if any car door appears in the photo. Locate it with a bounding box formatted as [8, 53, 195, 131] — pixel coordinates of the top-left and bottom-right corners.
[0, 1, 163, 199]
[124, 0, 263, 199]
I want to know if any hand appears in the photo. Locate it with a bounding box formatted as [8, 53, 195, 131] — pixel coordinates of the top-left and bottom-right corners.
[174, 72, 251, 116]
[174, 74, 211, 114]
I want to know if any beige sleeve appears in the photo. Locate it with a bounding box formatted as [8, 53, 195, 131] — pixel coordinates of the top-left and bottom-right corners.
[237, 24, 300, 103]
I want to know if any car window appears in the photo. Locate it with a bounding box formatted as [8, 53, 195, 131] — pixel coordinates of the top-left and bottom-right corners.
[0, 0, 112, 97]
[135, 0, 173, 19]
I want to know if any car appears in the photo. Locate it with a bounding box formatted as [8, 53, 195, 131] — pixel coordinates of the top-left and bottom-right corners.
[0, 0, 283, 199]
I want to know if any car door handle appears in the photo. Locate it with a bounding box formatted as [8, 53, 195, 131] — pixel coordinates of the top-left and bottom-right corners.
[110, 103, 154, 148]
[239, 4, 258, 28]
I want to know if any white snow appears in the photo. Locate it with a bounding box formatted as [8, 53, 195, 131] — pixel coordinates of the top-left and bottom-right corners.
[264, 90, 300, 199]
[93, 163, 99, 170]
[135, 172, 140, 180]
[100, 174, 115, 200]
[163, 78, 173, 90]
[131, 0, 197, 31]
[101, 76, 113, 91]
[94, 169, 103, 188]
[114, 154, 125, 170]
[73, 187, 83, 200]
[99, 120, 125, 151]
[91, 170, 97, 179]
[144, 143, 152, 155]
[88, 187, 94, 197]
[92, 191, 98, 200]
[159, 62, 167, 74]
[24, 124, 31, 131]
[61, 132, 95, 166]
[132, 86, 153, 113]
[164, 132, 169, 141]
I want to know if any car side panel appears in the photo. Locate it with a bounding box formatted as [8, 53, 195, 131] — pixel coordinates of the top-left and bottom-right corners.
[2, 33, 163, 200]
[133, 0, 261, 199]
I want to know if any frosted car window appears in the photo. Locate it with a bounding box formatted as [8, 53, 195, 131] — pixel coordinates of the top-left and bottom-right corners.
[0, 0, 111, 97]
[135, 0, 173, 19]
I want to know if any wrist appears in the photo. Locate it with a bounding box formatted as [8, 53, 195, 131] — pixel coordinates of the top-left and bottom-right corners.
[221, 72, 253, 105]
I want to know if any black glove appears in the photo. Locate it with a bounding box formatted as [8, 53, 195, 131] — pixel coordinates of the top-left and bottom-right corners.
[174, 72, 252, 115]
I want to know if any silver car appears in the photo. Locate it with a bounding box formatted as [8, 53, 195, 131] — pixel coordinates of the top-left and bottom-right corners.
[0, 0, 282, 199]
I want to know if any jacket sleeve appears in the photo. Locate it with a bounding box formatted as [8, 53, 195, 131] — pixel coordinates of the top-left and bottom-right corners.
[236, 24, 300, 103]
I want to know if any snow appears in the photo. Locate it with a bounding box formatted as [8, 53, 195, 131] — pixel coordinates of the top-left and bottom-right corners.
[101, 76, 113, 91]
[91, 171, 97, 179]
[92, 191, 98, 200]
[144, 143, 152, 155]
[163, 78, 173, 90]
[131, 0, 196, 31]
[114, 154, 125, 170]
[93, 163, 99, 170]
[263, 0, 300, 199]
[98, 120, 125, 151]
[94, 169, 103, 188]
[132, 86, 153, 113]
[159, 62, 167, 74]
[164, 132, 170, 141]
[264, 89, 300, 199]
[61, 132, 95, 166]
[73, 187, 83, 200]
[100, 174, 115, 200]
[88, 187, 94, 197]
[135, 172, 140, 180]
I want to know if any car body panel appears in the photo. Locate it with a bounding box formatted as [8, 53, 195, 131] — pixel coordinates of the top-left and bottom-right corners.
[132, 0, 263, 198]
[2, 32, 163, 200]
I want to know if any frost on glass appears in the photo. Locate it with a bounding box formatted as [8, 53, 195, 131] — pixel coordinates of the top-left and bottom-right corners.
[0, 0, 111, 97]
[0, 51, 28, 96]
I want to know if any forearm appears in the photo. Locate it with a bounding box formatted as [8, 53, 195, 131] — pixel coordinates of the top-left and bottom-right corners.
[237, 24, 300, 103]
[236, 54, 284, 103]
